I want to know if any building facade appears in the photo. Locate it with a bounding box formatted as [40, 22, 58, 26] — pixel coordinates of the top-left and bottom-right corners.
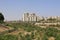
[22, 13, 39, 22]
[22, 13, 44, 22]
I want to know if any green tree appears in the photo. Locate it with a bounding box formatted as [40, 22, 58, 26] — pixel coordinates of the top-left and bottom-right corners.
[0, 12, 4, 23]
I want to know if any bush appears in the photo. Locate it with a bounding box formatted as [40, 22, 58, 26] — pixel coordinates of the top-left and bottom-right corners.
[45, 27, 58, 37]
[0, 34, 18, 40]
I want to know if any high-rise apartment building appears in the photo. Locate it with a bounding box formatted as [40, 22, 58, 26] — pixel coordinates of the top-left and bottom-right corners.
[22, 13, 38, 22]
[22, 13, 43, 22]
[22, 13, 29, 21]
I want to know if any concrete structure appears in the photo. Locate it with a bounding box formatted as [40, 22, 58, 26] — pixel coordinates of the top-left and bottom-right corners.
[22, 13, 43, 22]
[47, 16, 60, 19]
[29, 13, 37, 21]
[22, 13, 60, 22]
[36, 16, 44, 21]
[22, 13, 37, 21]
[22, 13, 29, 21]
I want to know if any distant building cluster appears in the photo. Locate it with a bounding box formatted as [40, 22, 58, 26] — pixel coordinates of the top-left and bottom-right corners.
[22, 13, 60, 22]
[22, 13, 43, 22]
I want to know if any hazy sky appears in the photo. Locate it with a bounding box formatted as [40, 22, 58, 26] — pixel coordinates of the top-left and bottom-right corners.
[0, 0, 60, 21]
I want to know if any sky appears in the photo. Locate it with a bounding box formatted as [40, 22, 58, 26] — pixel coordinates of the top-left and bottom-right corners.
[0, 0, 60, 21]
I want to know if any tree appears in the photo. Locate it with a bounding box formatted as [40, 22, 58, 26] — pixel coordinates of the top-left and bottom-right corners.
[0, 12, 4, 23]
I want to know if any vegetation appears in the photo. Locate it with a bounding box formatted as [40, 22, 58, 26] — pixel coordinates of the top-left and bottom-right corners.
[0, 12, 4, 23]
[0, 22, 60, 40]
[0, 34, 18, 40]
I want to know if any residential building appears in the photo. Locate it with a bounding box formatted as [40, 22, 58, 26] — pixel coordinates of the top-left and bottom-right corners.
[22, 13, 42, 22]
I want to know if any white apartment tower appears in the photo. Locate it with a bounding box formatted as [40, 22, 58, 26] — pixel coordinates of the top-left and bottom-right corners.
[23, 13, 29, 21]
[22, 13, 37, 22]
